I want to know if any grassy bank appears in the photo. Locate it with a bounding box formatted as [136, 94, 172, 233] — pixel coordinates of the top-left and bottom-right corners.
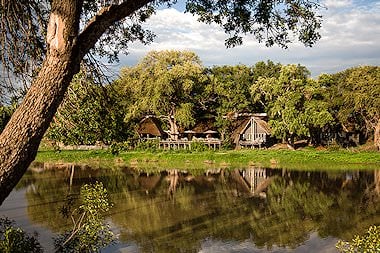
[34, 148, 380, 171]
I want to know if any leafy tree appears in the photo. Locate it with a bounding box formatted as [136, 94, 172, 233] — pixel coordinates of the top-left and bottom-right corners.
[54, 182, 115, 253]
[204, 65, 255, 139]
[207, 65, 254, 114]
[251, 64, 333, 145]
[329, 66, 380, 149]
[0, 0, 323, 204]
[250, 60, 283, 111]
[118, 50, 205, 139]
[252, 60, 282, 82]
[47, 72, 130, 145]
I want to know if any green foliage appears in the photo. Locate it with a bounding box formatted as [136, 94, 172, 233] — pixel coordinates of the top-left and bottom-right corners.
[336, 226, 380, 253]
[190, 140, 209, 152]
[0, 218, 42, 253]
[251, 64, 333, 143]
[109, 141, 135, 155]
[186, 0, 322, 48]
[176, 103, 196, 129]
[118, 50, 205, 136]
[207, 65, 254, 114]
[0, 104, 16, 133]
[205, 65, 258, 136]
[327, 66, 380, 148]
[54, 182, 114, 253]
[47, 72, 130, 145]
[135, 139, 160, 152]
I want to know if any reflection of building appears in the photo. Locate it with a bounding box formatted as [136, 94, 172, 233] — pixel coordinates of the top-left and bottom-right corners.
[242, 168, 267, 193]
[229, 168, 271, 197]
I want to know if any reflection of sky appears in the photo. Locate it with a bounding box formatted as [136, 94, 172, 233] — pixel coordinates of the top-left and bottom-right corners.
[116, 0, 380, 77]
[199, 233, 338, 253]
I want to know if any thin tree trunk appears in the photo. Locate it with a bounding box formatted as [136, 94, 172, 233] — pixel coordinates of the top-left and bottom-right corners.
[168, 116, 179, 141]
[375, 119, 380, 151]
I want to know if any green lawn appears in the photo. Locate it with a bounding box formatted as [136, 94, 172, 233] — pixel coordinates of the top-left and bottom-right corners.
[34, 148, 380, 171]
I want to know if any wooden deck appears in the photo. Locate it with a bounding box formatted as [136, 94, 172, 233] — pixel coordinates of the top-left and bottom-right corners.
[239, 139, 265, 148]
[159, 139, 221, 150]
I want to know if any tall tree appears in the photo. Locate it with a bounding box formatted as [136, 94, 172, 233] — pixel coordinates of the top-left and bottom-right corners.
[118, 50, 204, 139]
[330, 66, 380, 149]
[0, 0, 323, 204]
[47, 72, 130, 145]
[204, 65, 254, 139]
[251, 64, 333, 145]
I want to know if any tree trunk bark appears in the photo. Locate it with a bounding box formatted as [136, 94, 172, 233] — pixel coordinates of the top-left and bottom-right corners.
[0, 0, 153, 205]
[375, 118, 380, 151]
[0, 0, 82, 205]
[168, 116, 179, 141]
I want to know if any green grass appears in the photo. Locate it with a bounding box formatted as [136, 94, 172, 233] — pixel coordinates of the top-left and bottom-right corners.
[34, 148, 380, 171]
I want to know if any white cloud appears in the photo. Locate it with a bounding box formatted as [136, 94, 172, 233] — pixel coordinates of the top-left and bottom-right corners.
[323, 0, 353, 9]
[118, 1, 380, 77]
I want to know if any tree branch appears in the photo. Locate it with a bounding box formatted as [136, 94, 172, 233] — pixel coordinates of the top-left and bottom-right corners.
[77, 0, 154, 60]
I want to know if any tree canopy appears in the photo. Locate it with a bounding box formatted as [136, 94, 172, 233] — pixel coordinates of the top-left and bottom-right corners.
[326, 66, 380, 149]
[42, 52, 379, 150]
[251, 64, 333, 144]
[117, 50, 205, 139]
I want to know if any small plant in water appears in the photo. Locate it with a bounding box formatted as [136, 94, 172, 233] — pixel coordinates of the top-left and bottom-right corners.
[0, 217, 42, 253]
[54, 181, 115, 252]
[336, 225, 380, 253]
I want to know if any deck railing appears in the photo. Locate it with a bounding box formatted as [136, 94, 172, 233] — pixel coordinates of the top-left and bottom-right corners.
[159, 139, 221, 150]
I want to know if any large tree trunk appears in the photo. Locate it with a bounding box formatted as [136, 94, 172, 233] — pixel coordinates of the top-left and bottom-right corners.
[0, 0, 82, 205]
[0, 0, 154, 205]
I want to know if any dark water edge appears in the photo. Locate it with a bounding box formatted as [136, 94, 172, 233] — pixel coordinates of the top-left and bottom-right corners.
[1, 163, 380, 252]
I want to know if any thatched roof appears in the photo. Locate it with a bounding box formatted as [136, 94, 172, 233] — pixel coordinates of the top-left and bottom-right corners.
[137, 117, 165, 136]
[231, 118, 250, 144]
[241, 118, 271, 135]
[191, 118, 217, 134]
[230, 116, 271, 144]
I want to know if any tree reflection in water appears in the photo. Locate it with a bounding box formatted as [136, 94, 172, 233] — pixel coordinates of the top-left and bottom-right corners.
[14, 163, 380, 252]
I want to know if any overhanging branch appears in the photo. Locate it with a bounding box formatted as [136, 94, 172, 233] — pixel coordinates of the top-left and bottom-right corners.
[77, 0, 154, 60]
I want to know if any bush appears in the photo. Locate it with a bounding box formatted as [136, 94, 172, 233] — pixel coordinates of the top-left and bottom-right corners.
[336, 225, 380, 253]
[54, 182, 114, 252]
[135, 139, 159, 152]
[0, 218, 42, 253]
[109, 141, 134, 155]
[190, 140, 209, 152]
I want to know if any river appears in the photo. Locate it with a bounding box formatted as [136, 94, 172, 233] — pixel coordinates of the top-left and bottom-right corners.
[1, 163, 379, 252]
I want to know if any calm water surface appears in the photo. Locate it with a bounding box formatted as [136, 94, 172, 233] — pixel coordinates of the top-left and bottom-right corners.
[1, 163, 380, 252]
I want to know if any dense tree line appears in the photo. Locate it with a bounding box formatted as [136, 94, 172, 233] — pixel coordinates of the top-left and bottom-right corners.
[41, 50, 380, 150]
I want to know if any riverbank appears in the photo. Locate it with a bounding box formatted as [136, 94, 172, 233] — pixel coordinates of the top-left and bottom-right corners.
[34, 148, 380, 171]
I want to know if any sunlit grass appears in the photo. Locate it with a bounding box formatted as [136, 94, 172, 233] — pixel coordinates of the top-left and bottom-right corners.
[34, 148, 380, 171]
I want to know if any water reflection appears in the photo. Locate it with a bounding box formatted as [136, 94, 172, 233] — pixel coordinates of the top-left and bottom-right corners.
[2, 163, 380, 252]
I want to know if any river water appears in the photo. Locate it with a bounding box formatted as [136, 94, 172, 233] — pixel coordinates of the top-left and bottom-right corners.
[1, 163, 380, 252]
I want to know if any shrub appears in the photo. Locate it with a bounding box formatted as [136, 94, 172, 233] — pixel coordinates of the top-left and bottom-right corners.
[336, 225, 380, 253]
[54, 182, 115, 252]
[0, 217, 42, 253]
[135, 139, 159, 152]
[190, 140, 209, 152]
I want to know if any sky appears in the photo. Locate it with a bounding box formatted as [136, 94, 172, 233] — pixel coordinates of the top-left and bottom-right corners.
[116, 0, 380, 77]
